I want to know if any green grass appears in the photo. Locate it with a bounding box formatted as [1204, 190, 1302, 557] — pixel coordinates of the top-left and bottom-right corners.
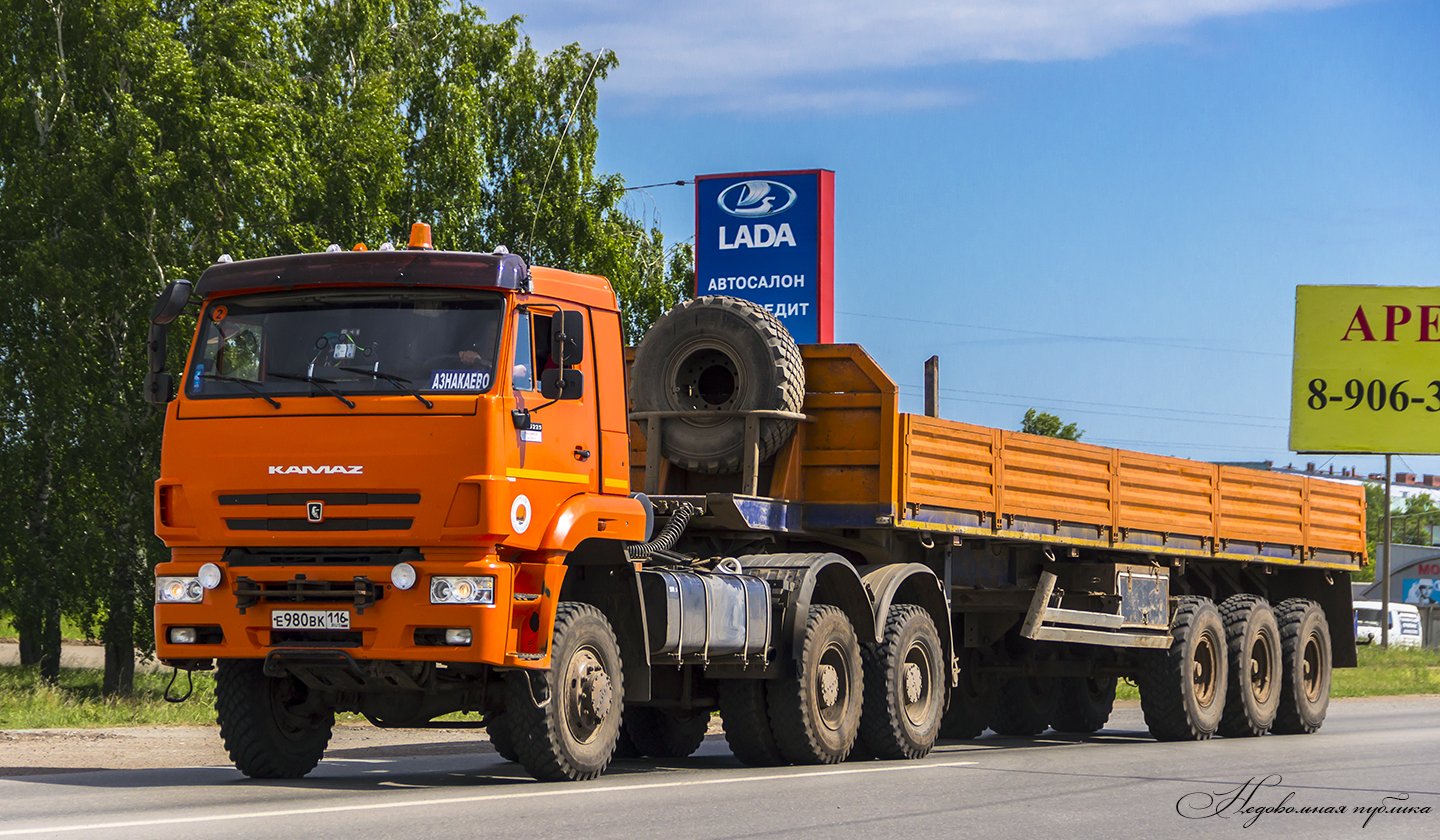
[0, 612, 90, 643]
[0, 665, 221, 728]
[1115, 644, 1440, 702]
[1, 646, 1435, 730]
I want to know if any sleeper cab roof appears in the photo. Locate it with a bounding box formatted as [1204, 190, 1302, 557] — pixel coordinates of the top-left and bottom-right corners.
[194, 249, 619, 310]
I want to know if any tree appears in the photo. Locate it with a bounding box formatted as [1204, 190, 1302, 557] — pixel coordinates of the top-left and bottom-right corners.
[0, 0, 688, 694]
[1021, 409, 1083, 441]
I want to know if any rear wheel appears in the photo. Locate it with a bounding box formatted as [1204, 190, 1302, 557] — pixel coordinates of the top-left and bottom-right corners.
[1218, 595, 1282, 737]
[939, 651, 995, 739]
[1138, 596, 1228, 741]
[1051, 676, 1116, 734]
[506, 602, 624, 781]
[989, 676, 1058, 736]
[215, 659, 334, 779]
[858, 605, 945, 759]
[767, 605, 864, 764]
[623, 707, 710, 759]
[1272, 599, 1331, 735]
[718, 679, 785, 766]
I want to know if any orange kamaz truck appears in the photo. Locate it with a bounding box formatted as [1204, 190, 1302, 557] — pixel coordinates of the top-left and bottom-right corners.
[146, 225, 1364, 782]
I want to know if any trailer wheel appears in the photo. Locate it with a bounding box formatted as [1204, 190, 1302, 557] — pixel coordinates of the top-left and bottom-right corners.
[484, 712, 518, 762]
[858, 605, 945, 759]
[623, 707, 710, 759]
[1218, 595, 1282, 737]
[215, 659, 333, 779]
[718, 680, 786, 766]
[506, 602, 624, 781]
[939, 650, 996, 739]
[767, 605, 864, 764]
[1272, 599, 1331, 735]
[631, 296, 804, 474]
[1051, 676, 1116, 734]
[989, 676, 1059, 736]
[1138, 596, 1228, 741]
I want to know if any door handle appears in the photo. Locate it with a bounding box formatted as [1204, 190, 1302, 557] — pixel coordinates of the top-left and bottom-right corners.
[574, 446, 592, 462]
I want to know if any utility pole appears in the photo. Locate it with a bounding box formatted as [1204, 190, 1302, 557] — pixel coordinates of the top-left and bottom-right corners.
[924, 355, 940, 418]
[1382, 453, 1392, 648]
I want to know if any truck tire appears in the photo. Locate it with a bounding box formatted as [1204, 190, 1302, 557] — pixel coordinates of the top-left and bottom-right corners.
[1138, 596, 1228, 741]
[858, 605, 945, 759]
[988, 676, 1059, 736]
[631, 296, 804, 474]
[1218, 595, 1282, 737]
[613, 723, 641, 759]
[623, 707, 710, 759]
[485, 712, 518, 762]
[505, 602, 624, 781]
[718, 679, 786, 766]
[1051, 676, 1116, 734]
[767, 605, 864, 764]
[939, 651, 996, 739]
[215, 659, 333, 779]
[1272, 599, 1331, 735]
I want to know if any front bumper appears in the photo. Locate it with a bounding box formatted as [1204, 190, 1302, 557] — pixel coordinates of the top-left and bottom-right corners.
[153, 556, 561, 669]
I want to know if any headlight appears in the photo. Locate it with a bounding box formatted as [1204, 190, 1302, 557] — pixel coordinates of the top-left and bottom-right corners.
[197, 563, 223, 590]
[157, 577, 203, 604]
[430, 575, 494, 604]
[391, 562, 417, 591]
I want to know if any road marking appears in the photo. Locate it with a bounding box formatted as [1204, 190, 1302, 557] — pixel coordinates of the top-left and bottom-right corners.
[0, 760, 976, 836]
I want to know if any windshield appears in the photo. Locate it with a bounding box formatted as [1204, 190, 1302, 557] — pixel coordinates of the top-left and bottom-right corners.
[186, 290, 504, 399]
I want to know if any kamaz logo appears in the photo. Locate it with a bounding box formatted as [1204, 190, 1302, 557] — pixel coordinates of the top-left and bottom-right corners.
[717, 180, 797, 218]
[267, 465, 364, 475]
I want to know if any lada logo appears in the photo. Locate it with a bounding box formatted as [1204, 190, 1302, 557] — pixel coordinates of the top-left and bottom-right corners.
[717, 180, 797, 218]
[266, 465, 364, 475]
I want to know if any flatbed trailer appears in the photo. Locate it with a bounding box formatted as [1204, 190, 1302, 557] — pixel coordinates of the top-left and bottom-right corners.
[144, 236, 1362, 783]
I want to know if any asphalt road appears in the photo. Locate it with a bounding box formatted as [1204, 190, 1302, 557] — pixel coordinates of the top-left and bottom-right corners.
[1, 696, 1435, 839]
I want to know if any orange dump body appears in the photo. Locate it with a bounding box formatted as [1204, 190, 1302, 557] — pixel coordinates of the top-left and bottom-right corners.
[632, 345, 1365, 570]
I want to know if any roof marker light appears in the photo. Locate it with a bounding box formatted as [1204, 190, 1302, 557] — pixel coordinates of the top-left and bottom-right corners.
[325, 243, 342, 253]
[378, 241, 394, 251]
[352, 242, 368, 251]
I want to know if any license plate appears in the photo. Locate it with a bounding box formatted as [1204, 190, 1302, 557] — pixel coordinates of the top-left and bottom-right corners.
[270, 610, 351, 631]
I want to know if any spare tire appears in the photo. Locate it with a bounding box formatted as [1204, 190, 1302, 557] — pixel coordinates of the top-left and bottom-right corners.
[632, 296, 804, 474]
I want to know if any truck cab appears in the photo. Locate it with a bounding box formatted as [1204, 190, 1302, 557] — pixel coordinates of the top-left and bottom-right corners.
[149, 228, 647, 736]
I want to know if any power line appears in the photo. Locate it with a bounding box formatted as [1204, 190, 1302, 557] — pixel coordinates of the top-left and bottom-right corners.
[898, 388, 1286, 430]
[840, 311, 1287, 358]
[894, 381, 1286, 423]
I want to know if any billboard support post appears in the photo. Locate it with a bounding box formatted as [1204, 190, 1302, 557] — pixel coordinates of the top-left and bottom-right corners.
[1383, 453, 1392, 648]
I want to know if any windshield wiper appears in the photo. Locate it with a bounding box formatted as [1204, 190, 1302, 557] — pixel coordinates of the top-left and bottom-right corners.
[199, 373, 281, 409]
[337, 366, 434, 409]
[266, 371, 356, 409]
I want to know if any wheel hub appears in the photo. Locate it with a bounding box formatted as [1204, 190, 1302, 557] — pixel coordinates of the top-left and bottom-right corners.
[903, 662, 924, 704]
[565, 647, 612, 743]
[818, 663, 840, 708]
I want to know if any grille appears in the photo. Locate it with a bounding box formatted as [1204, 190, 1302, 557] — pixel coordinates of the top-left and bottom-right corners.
[225, 517, 413, 532]
[224, 547, 422, 567]
[234, 575, 383, 613]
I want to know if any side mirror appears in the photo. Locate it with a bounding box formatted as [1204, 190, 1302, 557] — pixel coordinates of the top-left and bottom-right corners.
[144, 279, 191, 405]
[150, 279, 192, 326]
[551, 310, 584, 368]
[144, 371, 175, 405]
[540, 368, 583, 401]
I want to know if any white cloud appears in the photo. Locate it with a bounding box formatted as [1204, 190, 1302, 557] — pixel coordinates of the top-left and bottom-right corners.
[482, 0, 1356, 114]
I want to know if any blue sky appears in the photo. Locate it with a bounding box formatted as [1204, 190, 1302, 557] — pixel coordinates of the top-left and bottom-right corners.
[485, 0, 1440, 476]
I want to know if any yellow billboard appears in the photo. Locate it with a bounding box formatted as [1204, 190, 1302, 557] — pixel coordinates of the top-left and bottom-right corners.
[1291, 285, 1440, 453]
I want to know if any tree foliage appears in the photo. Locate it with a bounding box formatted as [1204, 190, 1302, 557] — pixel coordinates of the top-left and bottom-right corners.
[1020, 408, 1083, 441]
[0, 0, 689, 693]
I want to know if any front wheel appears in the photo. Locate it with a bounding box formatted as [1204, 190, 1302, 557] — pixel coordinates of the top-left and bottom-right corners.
[623, 707, 710, 758]
[215, 659, 334, 779]
[767, 605, 864, 764]
[506, 602, 624, 781]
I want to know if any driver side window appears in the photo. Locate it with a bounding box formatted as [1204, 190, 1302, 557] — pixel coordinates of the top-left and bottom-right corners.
[512, 312, 535, 391]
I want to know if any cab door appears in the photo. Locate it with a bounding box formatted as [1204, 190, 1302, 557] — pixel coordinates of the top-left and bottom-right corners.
[503, 305, 598, 549]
